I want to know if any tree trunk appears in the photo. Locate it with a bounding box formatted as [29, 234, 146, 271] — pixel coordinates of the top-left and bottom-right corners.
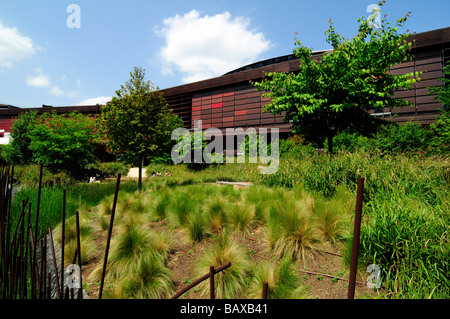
[138, 156, 143, 192]
[327, 132, 334, 155]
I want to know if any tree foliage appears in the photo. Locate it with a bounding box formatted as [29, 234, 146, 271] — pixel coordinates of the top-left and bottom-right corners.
[2, 110, 38, 164]
[254, 1, 421, 153]
[28, 111, 98, 177]
[99, 67, 183, 165]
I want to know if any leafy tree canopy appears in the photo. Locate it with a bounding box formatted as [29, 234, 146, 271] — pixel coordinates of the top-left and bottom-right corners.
[28, 111, 98, 177]
[99, 66, 183, 165]
[2, 110, 38, 165]
[254, 1, 421, 153]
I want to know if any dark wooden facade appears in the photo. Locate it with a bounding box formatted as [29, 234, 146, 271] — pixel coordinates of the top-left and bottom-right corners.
[162, 27, 450, 133]
[0, 104, 102, 134]
[0, 27, 448, 139]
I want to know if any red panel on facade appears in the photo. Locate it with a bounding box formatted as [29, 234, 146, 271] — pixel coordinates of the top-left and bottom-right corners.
[223, 116, 234, 123]
[212, 103, 223, 109]
[223, 91, 235, 97]
[235, 110, 247, 116]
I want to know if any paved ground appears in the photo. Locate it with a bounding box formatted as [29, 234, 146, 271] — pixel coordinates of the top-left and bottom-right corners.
[126, 167, 147, 178]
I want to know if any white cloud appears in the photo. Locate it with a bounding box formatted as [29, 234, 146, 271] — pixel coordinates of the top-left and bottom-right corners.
[77, 96, 111, 105]
[0, 20, 36, 67]
[26, 68, 79, 98]
[155, 10, 272, 83]
[26, 68, 51, 88]
[49, 85, 65, 96]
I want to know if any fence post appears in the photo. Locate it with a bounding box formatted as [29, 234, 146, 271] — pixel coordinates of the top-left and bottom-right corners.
[171, 262, 231, 299]
[262, 281, 268, 299]
[348, 177, 365, 299]
[209, 265, 215, 299]
[98, 173, 121, 299]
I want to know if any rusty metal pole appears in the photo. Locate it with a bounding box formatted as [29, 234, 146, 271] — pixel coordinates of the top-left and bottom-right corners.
[348, 177, 365, 299]
[98, 173, 121, 299]
[75, 211, 83, 299]
[32, 164, 43, 299]
[209, 265, 215, 299]
[171, 262, 231, 299]
[60, 189, 66, 299]
[48, 227, 62, 299]
[262, 281, 268, 299]
[40, 237, 46, 299]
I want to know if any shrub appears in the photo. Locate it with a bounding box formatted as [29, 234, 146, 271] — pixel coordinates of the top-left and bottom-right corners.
[248, 259, 310, 299]
[168, 191, 196, 227]
[86, 161, 131, 178]
[327, 121, 438, 155]
[429, 108, 450, 154]
[266, 199, 323, 264]
[150, 189, 172, 221]
[203, 196, 228, 233]
[186, 210, 206, 242]
[193, 233, 251, 298]
[53, 213, 96, 266]
[113, 253, 174, 299]
[372, 121, 433, 154]
[226, 202, 257, 235]
[13, 164, 74, 188]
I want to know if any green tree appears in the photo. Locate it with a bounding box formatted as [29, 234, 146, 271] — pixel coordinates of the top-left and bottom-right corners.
[28, 111, 98, 178]
[99, 66, 182, 188]
[2, 110, 38, 164]
[254, 2, 420, 153]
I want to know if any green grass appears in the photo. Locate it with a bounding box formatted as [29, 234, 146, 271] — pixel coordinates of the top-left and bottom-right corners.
[9, 179, 140, 239]
[193, 232, 251, 299]
[248, 259, 310, 299]
[266, 199, 323, 264]
[144, 149, 449, 298]
[8, 147, 448, 299]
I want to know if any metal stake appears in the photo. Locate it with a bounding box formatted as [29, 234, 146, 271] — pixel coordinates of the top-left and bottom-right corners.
[348, 177, 365, 299]
[98, 173, 121, 299]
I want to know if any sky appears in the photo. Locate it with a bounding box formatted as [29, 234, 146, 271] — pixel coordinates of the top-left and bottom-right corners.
[0, 0, 449, 108]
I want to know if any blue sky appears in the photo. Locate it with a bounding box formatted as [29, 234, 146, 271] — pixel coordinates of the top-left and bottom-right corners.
[0, 0, 449, 108]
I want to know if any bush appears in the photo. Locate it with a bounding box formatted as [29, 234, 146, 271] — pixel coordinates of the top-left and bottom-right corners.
[429, 108, 450, 154]
[327, 120, 439, 155]
[28, 111, 98, 179]
[372, 121, 433, 154]
[86, 161, 130, 178]
[13, 165, 74, 188]
[248, 260, 310, 299]
[193, 232, 251, 299]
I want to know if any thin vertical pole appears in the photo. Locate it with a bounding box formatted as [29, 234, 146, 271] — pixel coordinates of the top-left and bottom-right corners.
[98, 173, 121, 299]
[32, 164, 43, 299]
[348, 177, 365, 299]
[75, 211, 83, 299]
[60, 189, 66, 299]
[209, 265, 215, 300]
[262, 281, 268, 299]
[138, 156, 143, 192]
[48, 228, 61, 299]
